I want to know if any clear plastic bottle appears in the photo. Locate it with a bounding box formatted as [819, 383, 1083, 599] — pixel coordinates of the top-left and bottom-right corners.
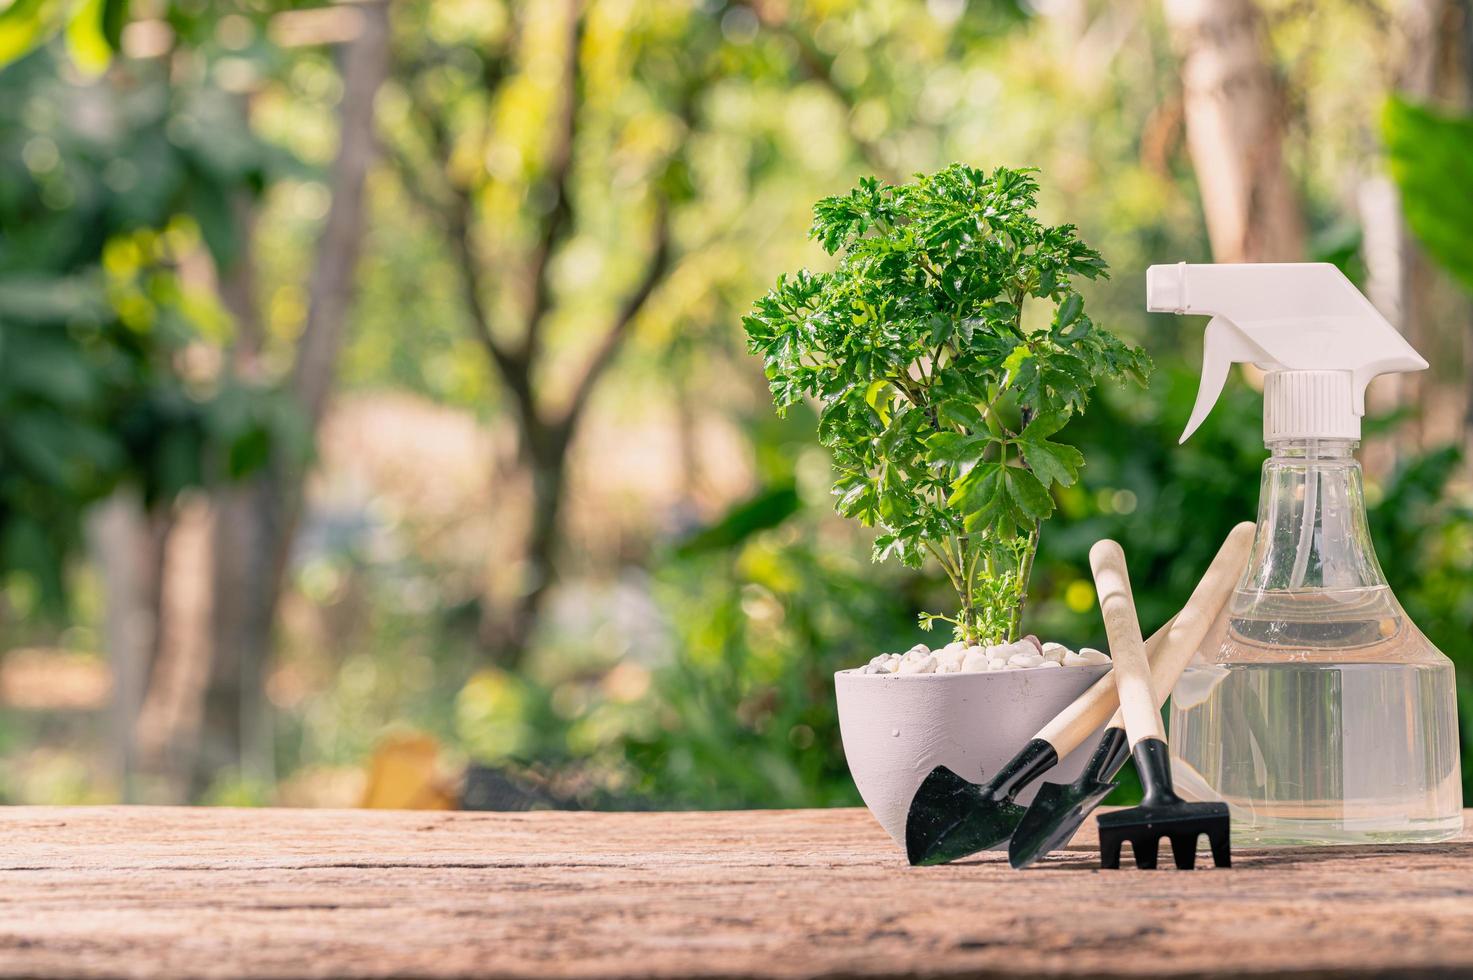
[1169, 438, 1463, 845]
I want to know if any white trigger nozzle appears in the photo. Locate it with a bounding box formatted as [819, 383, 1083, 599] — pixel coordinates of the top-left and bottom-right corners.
[1148, 263, 1427, 445]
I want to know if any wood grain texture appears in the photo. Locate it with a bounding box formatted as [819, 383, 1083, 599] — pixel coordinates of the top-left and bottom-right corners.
[0, 805, 1470, 979]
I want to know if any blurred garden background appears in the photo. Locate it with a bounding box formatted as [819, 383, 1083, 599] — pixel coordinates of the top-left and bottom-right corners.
[1, 0, 1471, 810]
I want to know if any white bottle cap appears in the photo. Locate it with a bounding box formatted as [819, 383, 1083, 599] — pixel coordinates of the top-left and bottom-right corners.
[1263, 371, 1359, 441]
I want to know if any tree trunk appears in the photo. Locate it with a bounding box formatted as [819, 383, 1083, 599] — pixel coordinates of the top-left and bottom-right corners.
[87, 490, 170, 802]
[289, 0, 390, 429]
[1360, 0, 1450, 468]
[1163, 0, 1305, 263]
[134, 492, 215, 800]
[193, 0, 392, 799]
[196, 476, 285, 797]
[487, 428, 571, 661]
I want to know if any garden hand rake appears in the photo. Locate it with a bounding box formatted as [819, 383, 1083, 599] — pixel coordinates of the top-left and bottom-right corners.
[1088, 539, 1231, 871]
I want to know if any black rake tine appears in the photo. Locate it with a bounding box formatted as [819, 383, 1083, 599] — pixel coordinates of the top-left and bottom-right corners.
[1209, 828, 1232, 868]
[1132, 836, 1159, 870]
[1171, 833, 1198, 870]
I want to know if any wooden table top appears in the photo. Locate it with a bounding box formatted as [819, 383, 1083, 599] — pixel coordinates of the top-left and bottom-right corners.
[1, 805, 1470, 978]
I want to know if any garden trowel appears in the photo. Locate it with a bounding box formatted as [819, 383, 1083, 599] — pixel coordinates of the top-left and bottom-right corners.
[1008, 522, 1253, 869]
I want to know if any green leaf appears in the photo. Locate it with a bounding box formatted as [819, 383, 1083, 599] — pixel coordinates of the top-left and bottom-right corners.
[835, 481, 878, 524]
[1017, 411, 1082, 491]
[1020, 434, 1083, 489]
[0, 0, 53, 69]
[937, 400, 983, 430]
[1056, 313, 1092, 345]
[1003, 465, 1054, 520]
[1020, 410, 1067, 440]
[1055, 292, 1083, 329]
[864, 379, 894, 425]
[948, 461, 1008, 529]
[924, 431, 987, 471]
[876, 404, 917, 458]
[101, 0, 127, 47]
[65, 0, 113, 76]
[674, 484, 801, 557]
[1002, 343, 1031, 378]
[1384, 96, 1473, 292]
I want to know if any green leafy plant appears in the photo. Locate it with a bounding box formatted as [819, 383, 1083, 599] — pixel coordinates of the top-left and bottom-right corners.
[743, 164, 1150, 645]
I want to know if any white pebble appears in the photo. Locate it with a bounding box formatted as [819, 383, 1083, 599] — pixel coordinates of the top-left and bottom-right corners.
[961, 648, 991, 672]
[898, 653, 937, 674]
[935, 648, 965, 673]
[1041, 642, 1070, 663]
[859, 638, 1106, 673]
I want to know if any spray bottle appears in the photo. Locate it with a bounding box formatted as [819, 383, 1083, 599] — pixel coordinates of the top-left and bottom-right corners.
[1148, 262, 1463, 845]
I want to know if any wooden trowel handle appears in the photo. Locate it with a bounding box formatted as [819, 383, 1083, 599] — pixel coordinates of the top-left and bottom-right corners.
[1090, 539, 1160, 747]
[1035, 522, 1254, 757]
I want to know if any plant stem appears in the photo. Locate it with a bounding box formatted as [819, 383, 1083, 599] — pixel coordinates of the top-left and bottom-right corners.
[1007, 522, 1040, 642]
[961, 537, 980, 641]
[924, 541, 962, 598]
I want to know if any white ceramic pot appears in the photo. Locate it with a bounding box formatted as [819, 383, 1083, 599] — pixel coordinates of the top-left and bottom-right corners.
[835, 664, 1113, 847]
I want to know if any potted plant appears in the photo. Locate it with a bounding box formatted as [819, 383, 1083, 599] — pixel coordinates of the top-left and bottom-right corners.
[743, 164, 1150, 841]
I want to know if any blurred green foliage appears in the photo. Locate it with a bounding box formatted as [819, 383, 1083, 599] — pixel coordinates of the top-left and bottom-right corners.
[0, 48, 302, 611]
[1371, 448, 1473, 793]
[1384, 97, 1473, 292]
[622, 526, 920, 807]
[0, 0, 128, 74]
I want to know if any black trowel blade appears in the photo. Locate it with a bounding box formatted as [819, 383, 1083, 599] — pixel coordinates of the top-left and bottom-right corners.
[1007, 776, 1118, 869]
[1008, 726, 1132, 870]
[905, 766, 1026, 866]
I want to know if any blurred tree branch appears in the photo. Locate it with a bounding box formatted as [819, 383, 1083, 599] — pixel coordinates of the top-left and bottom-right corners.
[390, 0, 679, 665]
[520, 1, 583, 369]
[563, 199, 672, 430]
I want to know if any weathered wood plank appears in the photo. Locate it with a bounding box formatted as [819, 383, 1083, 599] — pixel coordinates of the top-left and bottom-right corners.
[0, 806, 1469, 979]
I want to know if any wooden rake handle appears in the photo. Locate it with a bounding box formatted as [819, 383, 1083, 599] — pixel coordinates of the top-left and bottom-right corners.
[1090, 539, 1160, 747]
